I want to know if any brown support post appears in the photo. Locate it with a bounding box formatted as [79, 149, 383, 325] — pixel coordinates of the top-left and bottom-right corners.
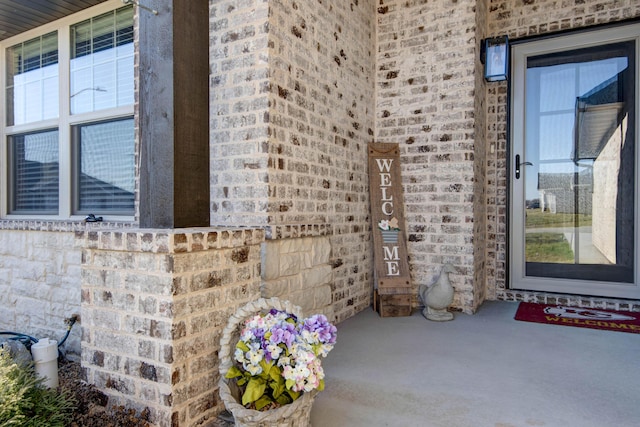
[138, 0, 209, 228]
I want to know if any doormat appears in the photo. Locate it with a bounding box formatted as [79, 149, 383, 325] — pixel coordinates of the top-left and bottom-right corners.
[515, 302, 640, 334]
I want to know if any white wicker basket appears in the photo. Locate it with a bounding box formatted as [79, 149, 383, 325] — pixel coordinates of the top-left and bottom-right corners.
[218, 298, 318, 427]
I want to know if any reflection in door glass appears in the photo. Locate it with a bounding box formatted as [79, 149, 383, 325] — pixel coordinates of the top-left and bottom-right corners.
[524, 42, 635, 283]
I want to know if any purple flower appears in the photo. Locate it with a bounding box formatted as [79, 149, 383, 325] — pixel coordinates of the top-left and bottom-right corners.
[269, 308, 298, 323]
[232, 308, 337, 403]
[302, 314, 337, 344]
[270, 322, 297, 348]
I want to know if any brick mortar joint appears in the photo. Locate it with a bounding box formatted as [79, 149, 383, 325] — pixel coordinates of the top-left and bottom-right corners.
[77, 227, 267, 253]
[0, 220, 136, 232]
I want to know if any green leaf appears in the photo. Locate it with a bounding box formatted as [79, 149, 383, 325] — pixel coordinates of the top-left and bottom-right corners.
[224, 366, 243, 379]
[269, 364, 282, 382]
[236, 341, 250, 352]
[271, 378, 285, 399]
[254, 395, 273, 411]
[259, 359, 273, 374]
[287, 388, 301, 401]
[242, 378, 266, 406]
[318, 378, 325, 391]
[285, 379, 295, 390]
[312, 344, 322, 355]
[275, 393, 292, 406]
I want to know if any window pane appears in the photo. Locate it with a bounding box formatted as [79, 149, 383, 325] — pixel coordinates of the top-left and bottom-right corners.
[75, 118, 134, 214]
[523, 42, 635, 282]
[5, 32, 59, 126]
[70, 6, 133, 114]
[9, 130, 59, 214]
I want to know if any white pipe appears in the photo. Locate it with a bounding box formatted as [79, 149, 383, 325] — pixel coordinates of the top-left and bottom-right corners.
[31, 338, 58, 388]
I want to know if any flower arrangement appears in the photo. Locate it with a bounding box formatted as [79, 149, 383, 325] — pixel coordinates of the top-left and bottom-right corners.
[224, 308, 337, 411]
[378, 217, 400, 231]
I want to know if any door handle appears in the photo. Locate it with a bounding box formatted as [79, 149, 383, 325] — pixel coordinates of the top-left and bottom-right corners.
[515, 155, 533, 179]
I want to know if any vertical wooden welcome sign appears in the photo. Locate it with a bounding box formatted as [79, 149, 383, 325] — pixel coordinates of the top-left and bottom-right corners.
[368, 143, 412, 317]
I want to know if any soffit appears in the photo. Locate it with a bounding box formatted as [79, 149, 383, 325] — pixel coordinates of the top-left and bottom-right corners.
[0, 0, 109, 42]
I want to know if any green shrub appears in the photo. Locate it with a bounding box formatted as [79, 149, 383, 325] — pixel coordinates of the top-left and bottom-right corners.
[0, 347, 76, 427]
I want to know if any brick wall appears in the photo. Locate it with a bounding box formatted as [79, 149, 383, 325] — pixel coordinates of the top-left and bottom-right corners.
[209, 0, 271, 226]
[210, 0, 376, 322]
[375, 0, 640, 312]
[80, 228, 264, 427]
[273, 0, 375, 321]
[484, 0, 640, 304]
[375, 0, 480, 313]
[474, 0, 489, 309]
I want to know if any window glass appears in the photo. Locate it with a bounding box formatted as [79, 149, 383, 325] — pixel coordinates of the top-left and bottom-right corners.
[8, 130, 59, 214]
[5, 32, 59, 126]
[3, 5, 134, 219]
[74, 118, 134, 214]
[70, 7, 134, 114]
[511, 30, 638, 295]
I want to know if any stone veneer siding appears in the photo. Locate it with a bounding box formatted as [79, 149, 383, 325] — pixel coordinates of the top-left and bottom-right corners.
[261, 236, 334, 319]
[80, 228, 264, 427]
[0, 229, 81, 353]
[0, 222, 133, 360]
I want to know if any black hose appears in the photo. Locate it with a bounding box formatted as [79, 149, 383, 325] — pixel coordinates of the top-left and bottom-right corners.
[0, 332, 39, 342]
[0, 332, 39, 350]
[1, 314, 79, 350]
[57, 315, 79, 348]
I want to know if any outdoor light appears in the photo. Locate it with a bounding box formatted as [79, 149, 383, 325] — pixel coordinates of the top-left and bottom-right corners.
[482, 36, 509, 82]
[121, 0, 158, 15]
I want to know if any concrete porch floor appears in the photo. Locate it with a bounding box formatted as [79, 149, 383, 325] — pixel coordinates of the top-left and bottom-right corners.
[310, 301, 639, 427]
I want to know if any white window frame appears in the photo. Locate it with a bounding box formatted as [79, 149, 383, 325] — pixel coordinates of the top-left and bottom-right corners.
[0, 0, 134, 221]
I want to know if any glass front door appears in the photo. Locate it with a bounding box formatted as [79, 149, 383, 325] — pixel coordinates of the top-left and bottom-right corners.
[510, 26, 640, 299]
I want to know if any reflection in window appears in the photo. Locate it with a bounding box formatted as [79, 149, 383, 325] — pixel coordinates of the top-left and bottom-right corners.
[5, 33, 59, 126]
[74, 118, 134, 214]
[9, 130, 59, 214]
[523, 41, 635, 281]
[70, 7, 134, 114]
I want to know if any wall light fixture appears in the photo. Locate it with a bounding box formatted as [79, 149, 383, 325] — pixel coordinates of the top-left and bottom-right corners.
[481, 36, 509, 82]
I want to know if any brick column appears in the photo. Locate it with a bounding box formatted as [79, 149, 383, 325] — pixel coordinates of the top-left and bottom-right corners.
[80, 228, 264, 427]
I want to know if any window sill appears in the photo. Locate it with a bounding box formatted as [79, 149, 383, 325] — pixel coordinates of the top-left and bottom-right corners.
[0, 218, 137, 232]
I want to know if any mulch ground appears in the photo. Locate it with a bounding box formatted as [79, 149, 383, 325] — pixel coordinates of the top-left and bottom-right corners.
[58, 359, 151, 427]
[59, 359, 234, 427]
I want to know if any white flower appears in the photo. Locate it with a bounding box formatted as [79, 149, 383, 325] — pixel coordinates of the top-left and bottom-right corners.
[267, 343, 282, 360]
[277, 355, 291, 367]
[246, 363, 262, 376]
[317, 343, 333, 357]
[234, 348, 246, 363]
[248, 348, 264, 365]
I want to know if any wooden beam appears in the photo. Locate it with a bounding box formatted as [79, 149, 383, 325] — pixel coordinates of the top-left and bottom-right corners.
[138, 0, 209, 228]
